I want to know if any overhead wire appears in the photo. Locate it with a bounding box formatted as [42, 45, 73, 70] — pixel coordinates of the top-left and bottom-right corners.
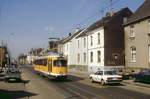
[64, 0, 122, 33]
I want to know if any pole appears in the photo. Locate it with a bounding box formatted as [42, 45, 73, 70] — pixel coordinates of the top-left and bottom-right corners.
[110, 0, 113, 16]
[1, 42, 2, 68]
[110, 0, 113, 11]
[6, 43, 9, 68]
[1, 40, 3, 69]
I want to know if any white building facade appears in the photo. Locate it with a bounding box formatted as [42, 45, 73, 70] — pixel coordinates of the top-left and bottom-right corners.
[75, 32, 88, 71]
[62, 29, 86, 68]
[61, 8, 132, 73]
[87, 28, 105, 72]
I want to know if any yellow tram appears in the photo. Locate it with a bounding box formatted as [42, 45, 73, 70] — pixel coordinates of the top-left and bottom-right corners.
[33, 53, 67, 79]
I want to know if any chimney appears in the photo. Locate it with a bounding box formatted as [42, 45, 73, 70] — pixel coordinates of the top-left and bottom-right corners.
[75, 28, 80, 33]
[110, 10, 114, 16]
[106, 11, 114, 17]
[69, 33, 71, 36]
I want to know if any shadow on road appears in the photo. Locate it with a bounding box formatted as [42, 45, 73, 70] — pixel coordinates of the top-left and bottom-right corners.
[4, 79, 30, 84]
[91, 81, 125, 87]
[0, 89, 37, 99]
[48, 75, 84, 83]
[105, 83, 125, 86]
[21, 79, 30, 84]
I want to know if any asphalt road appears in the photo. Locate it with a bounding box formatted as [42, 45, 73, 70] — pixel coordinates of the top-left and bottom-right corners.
[22, 65, 150, 99]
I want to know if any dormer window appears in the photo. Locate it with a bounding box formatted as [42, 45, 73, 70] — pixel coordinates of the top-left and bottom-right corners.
[123, 17, 127, 24]
[90, 36, 93, 46]
[84, 38, 86, 47]
[98, 33, 100, 45]
[78, 40, 79, 48]
[130, 25, 135, 38]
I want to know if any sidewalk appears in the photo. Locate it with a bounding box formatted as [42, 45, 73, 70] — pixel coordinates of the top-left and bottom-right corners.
[68, 69, 90, 79]
[68, 69, 150, 88]
[122, 79, 150, 88]
[22, 67, 64, 99]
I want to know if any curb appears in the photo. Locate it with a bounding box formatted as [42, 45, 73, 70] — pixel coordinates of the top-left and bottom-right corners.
[68, 71, 89, 79]
[69, 71, 150, 89]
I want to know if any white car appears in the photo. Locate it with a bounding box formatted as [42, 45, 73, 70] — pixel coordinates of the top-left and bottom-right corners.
[89, 70, 122, 85]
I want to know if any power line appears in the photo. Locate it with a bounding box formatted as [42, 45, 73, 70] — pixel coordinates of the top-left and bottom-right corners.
[64, 0, 122, 33]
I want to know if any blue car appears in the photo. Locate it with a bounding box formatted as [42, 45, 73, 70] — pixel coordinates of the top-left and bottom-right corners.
[134, 69, 150, 84]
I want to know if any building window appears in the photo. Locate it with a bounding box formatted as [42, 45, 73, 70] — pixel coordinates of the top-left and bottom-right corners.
[131, 47, 136, 62]
[123, 17, 127, 24]
[84, 38, 86, 47]
[90, 52, 93, 63]
[98, 33, 100, 45]
[67, 44, 68, 51]
[130, 25, 135, 38]
[148, 20, 150, 33]
[83, 53, 86, 63]
[78, 40, 79, 48]
[77, 53, 80, 63]
[90, 36, 93, 46]
[97, 51, 101, 63]
[148, 45, 150, 63]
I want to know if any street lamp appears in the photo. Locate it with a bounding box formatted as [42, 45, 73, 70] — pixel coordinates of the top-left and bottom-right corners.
[5, 53, 9, 68]
[0, 40, 4, 70]
[6, 33, 15, 68]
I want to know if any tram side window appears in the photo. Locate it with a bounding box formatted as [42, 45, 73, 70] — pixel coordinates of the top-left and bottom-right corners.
[53, 60, 67, 67]
[35, 59, 41, 65]
[42, 59, 47, 66]
[36, 60, 40, 65]
[34, 59, 47, 66]
[33, 60, 36, 64]
[37, 60, 41, 65]
[34, 60, 39, 65]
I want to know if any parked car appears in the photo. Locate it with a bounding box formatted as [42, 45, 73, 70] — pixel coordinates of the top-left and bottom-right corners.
[0, 70, 5, 80]
[133, 69, 150, 84]
[89, 70, 122, 85]
[4, 67, 22, 82]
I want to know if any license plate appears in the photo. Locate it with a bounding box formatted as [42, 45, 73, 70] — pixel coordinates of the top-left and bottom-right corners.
[113, 78, 117, 80]
[9, 79, 16, 81]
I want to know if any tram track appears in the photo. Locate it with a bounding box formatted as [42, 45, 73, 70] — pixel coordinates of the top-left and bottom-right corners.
[23, 65, 150, 99]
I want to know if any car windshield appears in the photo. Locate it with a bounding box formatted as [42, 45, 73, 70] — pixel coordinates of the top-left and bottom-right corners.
[104, 71, 117, 75]
[141, 69, 150, 75]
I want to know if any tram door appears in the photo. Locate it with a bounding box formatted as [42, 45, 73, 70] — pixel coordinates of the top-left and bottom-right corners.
[48, 59, 52, 73]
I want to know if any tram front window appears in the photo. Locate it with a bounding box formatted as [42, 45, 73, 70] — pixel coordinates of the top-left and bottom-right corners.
[53, 60, 67, 67]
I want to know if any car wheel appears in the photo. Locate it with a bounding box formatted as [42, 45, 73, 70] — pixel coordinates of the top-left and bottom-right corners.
[4, 78, 8, 83]
[90, 77, 94, 83]
[134, 78, 139, 82]
[17, 78, 22, 82]
[133, 77, 136, 82]
[101, 79, 105, 85]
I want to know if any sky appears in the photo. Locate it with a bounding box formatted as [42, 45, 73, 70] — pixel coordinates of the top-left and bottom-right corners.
[0, 0, 144, 58]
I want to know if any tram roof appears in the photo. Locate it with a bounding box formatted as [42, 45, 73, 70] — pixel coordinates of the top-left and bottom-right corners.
[36, 52, 64, 59]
